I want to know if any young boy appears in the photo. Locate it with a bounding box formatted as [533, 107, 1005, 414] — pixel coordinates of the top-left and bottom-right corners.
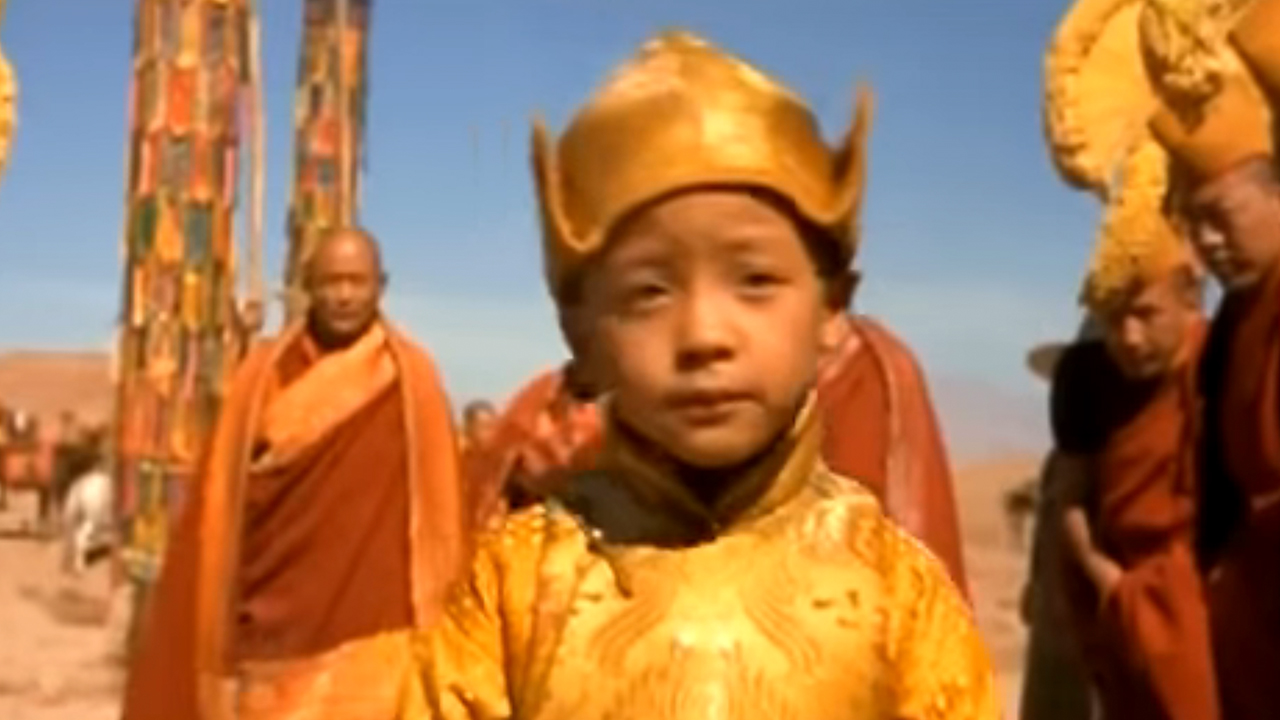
[411, 31, 997, 720]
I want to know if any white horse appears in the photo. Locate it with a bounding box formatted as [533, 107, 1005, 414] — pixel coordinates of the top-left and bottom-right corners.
[60, 467, 115, 575]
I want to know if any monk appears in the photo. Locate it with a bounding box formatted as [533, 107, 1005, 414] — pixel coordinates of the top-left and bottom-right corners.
[459, 400, 497, 455]
[1052, 140, 1216, 720]
[459, 399, 507, 527]
[1138, 2, 1280, 716]
[1017, 323, 1099, 720]
[483, 362, 602, 510]
[121, 227, 470, 720]
[486, 313, 968, 589]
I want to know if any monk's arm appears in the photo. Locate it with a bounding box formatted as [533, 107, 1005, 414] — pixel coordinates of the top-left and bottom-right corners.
[1057, 453, 1123, 600]
[887, 523, 1000, 720]
[1048, 343, 1122, 599]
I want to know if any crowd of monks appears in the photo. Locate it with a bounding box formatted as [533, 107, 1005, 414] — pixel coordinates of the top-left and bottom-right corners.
[1017, 0, 1280, 718]
[111, 0, 1280, 719]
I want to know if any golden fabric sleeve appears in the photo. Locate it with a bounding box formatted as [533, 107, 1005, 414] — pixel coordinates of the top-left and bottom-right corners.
[410, 511, 552, 720]
[415, 541, 512, 720]
[884, 529, 1001, 720]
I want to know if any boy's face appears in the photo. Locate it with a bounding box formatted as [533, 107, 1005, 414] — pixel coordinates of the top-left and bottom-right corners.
[1095, 269, 1200, 381]
[583, 189, 839, 469]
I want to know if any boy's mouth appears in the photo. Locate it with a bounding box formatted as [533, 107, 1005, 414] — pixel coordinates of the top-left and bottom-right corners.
[665, 389, 753, 425]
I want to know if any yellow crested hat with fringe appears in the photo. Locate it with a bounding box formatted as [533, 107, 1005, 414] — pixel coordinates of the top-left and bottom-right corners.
[1043, 0, 1194, 309]
[1231, 0, 1280, 103]
[1140, 0, 1273, 179]
[531, 30, 872, 301]
[1079, 139, 1193, 310]
[0, 0, 16, 184]
[1045, 0, 1159, 193]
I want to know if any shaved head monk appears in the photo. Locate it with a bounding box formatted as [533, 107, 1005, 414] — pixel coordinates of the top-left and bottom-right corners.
[461, 400, 497, 452]
[121, 227, 470, 720]
[1051, 141, 1215, 720]
[1136, 1, 1280, 717]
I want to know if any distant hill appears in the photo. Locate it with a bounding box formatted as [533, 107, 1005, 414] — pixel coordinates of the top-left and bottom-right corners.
[0, 351, 113, 427]
[929, 375, 1049, 463]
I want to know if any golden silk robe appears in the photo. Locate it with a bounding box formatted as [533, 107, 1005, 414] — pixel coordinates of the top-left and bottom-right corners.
[412, 405, 999, 720]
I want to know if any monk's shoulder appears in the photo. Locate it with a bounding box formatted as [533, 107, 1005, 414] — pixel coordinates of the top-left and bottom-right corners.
[224, 340, 278, 394]
[384, 328, 447, 377]
[508, 370, 563, 417]
[850, 315, 935, 392]
[851, 316, 923, 365]
[1050, 340, 1132, 453]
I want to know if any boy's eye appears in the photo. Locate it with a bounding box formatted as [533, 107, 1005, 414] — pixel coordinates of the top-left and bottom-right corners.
[619, 281, 670, 308]
[738, 270, 784, 294]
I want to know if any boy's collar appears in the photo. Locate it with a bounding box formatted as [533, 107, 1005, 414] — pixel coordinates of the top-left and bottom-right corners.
[595, 394, 821, 533]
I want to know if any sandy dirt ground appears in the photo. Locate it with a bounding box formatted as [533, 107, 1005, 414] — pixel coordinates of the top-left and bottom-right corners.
[0, 494, 127, 720]
[954, 455, 1041, 717]
[0, 455, 1039, 720]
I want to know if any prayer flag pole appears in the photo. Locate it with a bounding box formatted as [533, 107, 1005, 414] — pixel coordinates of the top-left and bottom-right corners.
[112, 0, 262, 655]
[283, 0, 372, 322]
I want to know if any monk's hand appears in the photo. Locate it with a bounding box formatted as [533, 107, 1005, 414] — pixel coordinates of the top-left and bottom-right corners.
[1062, 507, 1123, 606]
[1084, 552, 1124, 607]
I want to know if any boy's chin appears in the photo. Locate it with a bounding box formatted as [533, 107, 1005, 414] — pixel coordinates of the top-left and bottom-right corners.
[665, 425, 782, 470]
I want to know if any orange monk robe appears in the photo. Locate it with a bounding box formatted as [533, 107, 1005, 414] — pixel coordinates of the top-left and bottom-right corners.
[1052, 328, 1217, 720]
[815, 316, 969, 593]
[121, 322, 470, 720]
[1197, 265, 1280, 720]
[466, 367, 602, 522]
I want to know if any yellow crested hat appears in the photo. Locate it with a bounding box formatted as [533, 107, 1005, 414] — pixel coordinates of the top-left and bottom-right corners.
[1140, 0, 1273, 179]
[531, 30, 872, 301]
[1232, 0, 1280, 103]
[0, 0, 15, 184]
[1045, 0, 1159, 193]
[1080, 139, 1193, 309]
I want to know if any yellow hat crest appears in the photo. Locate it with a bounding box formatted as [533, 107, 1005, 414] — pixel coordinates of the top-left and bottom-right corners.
[531, 30, 872, 300]
[1140, 0, 1273, 178]
[1080, 139, 1192, 309]
[0, 0, 15, 184]
[1231, 0, 1280, 103]
[1045, 0, 1158, 194]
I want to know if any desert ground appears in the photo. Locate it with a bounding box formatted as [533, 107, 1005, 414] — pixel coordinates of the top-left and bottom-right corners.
[0, 494, 127, 720]
[0, 454, 1039, 719]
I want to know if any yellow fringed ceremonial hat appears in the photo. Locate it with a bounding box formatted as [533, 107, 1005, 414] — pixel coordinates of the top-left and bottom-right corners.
[1045, 0, 1159, 194]
[1140, 0, 1273, 179]
[531, 30, 872, 301]
[1080, 139, 1192, 310]
[1232, 0, 1280, 103]
[0, 0, 16, 184]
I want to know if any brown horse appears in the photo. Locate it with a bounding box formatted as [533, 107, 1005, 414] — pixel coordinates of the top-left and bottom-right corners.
[0, 405, 104, 535]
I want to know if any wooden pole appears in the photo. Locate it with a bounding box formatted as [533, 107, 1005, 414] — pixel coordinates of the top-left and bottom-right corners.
[336, 0, 352, 226]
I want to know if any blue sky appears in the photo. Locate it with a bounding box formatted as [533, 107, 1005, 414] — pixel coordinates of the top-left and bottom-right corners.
[0, 1, 1098, 457]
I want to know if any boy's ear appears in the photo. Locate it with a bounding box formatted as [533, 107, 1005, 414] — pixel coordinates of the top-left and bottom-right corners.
[819, 307, 849, 359]
[825, 269, 859, 310]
